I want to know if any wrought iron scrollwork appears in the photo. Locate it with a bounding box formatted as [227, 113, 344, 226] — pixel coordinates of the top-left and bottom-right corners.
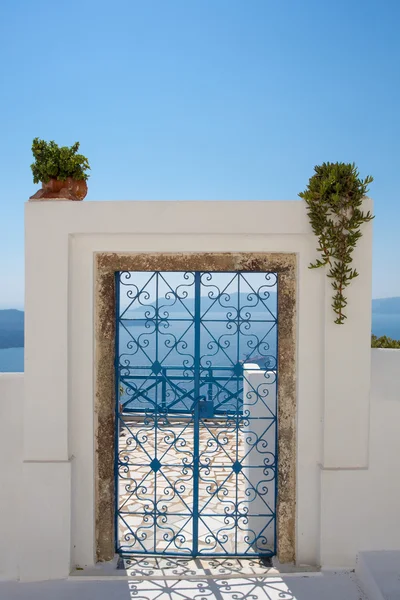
[115, 270, 278, 557]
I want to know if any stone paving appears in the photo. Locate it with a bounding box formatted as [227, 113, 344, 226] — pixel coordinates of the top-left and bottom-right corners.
[0, 572, 369, 600]
[117, 417, 275, 556]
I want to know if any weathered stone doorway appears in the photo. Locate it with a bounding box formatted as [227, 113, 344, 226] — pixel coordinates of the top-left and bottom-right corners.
[95, 252, 296, 564]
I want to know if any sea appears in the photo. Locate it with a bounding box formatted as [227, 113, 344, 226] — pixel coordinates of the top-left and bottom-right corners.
[0, 313, 399, 373]
[0, 347, 24, 372]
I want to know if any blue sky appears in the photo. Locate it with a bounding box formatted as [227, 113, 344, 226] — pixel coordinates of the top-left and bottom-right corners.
[0, 0, 399, 308]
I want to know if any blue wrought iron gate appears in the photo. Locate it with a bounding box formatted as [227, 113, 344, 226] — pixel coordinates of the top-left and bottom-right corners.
[115, 270, 278, 557]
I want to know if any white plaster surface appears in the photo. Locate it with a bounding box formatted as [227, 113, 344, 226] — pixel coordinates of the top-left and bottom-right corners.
[356, 550, 400, 600]
[0, 572, 368, 600]
[322, 212, 373, 468]
[0, 199, 378, 581]
[64, 202, 326, 569]
[243, 370, 277, 551]
[19, 462, 71, 581]
[0, 374, 23, 582]
[320, 349, 400, 568]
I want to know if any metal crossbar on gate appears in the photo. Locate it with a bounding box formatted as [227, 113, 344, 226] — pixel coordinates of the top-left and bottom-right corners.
[115, 270, 278, 557]
[120, 366, 244, 415]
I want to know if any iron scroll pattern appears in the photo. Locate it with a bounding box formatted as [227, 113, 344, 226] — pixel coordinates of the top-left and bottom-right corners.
[115, 271, 278, 557]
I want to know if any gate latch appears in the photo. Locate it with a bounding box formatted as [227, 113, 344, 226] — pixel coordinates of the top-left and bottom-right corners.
[198, 400, 214, 419]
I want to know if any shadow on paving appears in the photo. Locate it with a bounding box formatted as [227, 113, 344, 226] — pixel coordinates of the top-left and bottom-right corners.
[0, 572, 367, 600]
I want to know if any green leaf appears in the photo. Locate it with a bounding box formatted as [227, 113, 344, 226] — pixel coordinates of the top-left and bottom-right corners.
[30, 138, 90, 184]
[298, 161, 373, 325]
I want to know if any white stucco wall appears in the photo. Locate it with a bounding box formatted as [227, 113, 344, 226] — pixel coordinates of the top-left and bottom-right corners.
[320, 349, 400, 567]
[0, 198, 379, 581]
[0, 374, 23, 581]
[3, 349, 400, 580]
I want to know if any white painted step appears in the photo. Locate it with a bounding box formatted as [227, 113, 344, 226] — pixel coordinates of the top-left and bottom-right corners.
[357, 551, 400, 600]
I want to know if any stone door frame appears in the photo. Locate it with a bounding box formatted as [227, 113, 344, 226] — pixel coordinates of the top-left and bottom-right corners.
[94, 252, 296, 563]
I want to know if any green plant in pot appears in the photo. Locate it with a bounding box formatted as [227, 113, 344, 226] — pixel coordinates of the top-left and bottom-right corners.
[29, 138, 90, 201]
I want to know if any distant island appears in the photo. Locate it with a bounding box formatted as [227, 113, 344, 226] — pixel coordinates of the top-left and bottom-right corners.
[0, 297, 399, 349]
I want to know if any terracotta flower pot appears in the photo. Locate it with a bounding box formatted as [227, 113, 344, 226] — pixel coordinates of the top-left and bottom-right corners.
[29, 177, 88, 201]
